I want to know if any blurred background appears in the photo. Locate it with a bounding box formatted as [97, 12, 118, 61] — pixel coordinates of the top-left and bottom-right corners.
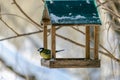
[0, 0, 120, 80]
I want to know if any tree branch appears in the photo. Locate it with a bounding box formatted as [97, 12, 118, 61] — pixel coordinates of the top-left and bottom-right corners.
[0, 19, 19, 35]
[99, 44, 120, 62]
[97, 0, 110, 7]
[12, 0, 42, 29]
[1, 0, 120, 63]
[0, 13, 37, 27]
[56, 33, 85, 47]
[71, 27, 85, 35]
[70, 26, 120, 62]
[0, 30, 43, 41]
[56, 33, 120, 62]
[0, 59, 26, 79]
[102, 7, 120, 19]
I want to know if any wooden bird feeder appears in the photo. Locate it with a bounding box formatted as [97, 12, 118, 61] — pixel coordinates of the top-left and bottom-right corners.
[41, 0, 101, 68]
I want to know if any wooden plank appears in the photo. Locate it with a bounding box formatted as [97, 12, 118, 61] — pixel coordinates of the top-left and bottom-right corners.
[51, 26, 56, 58]
[94, 26, 99, 60]
[41, 58, 100, 68]
[43, 25, 47, 49]
[85, 26, 90, 59]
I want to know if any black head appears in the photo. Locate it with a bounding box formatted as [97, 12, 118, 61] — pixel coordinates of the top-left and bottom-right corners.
[38, 48, 44, 53]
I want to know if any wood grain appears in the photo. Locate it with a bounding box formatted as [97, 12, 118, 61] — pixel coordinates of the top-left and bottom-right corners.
[51, 26, 56, 58]
[41, 58, 100, 68]
[94, 26, 99, 60]
[86, 26, 90, 59]
[43, 25, 47, 49]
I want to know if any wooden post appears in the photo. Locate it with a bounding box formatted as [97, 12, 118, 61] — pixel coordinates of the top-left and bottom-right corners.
[44, 25, 47, 49]
[86, 26, 90, 59]
[51, 25, 56, 59]
[94, 26, 99, 60]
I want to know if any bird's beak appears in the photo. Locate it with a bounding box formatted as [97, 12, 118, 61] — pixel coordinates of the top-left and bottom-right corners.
[37, 48, 40, 51]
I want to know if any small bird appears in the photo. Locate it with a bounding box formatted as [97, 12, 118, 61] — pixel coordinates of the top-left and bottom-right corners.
[38, 48, 64, 60]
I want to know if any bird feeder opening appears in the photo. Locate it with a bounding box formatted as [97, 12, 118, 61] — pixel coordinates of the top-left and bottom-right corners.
[41, 0, 102, 68]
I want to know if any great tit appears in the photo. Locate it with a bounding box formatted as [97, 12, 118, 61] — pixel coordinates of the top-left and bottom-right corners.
[38, 48, 64, 60]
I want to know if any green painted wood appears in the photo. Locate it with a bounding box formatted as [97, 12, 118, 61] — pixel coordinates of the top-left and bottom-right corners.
[45, 0, 101, 25]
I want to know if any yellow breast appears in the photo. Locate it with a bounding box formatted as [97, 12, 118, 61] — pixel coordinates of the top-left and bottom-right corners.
[40, 52, 51, 59]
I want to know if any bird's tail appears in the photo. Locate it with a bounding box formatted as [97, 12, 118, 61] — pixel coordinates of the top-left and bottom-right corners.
[56, 49, 64, 53]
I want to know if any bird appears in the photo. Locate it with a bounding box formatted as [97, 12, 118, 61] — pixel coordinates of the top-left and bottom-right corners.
[38, 48, 64, 60]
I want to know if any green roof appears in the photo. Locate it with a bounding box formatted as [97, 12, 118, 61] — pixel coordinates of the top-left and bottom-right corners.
[45, 0, 101, 25]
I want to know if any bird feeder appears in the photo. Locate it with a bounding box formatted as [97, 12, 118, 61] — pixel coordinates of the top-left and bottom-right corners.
[41, 0, 101, 68]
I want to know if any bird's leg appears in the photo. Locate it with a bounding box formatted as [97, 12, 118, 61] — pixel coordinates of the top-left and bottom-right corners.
[50, 58, 55, 61]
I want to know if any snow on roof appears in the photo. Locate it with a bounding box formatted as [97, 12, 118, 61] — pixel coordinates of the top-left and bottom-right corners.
[45, 0, 101, 25]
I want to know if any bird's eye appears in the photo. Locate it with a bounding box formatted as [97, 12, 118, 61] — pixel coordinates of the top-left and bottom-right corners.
[40, 49, 42, 51]
[38, 48, 43, 52]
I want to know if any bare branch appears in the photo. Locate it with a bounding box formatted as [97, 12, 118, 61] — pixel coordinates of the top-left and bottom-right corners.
[0, 22, 119, 62]
[99, 44, 120, 62]
[0, 19, 19, 35]
[1, 13, 37, 27]
[102, 7, 120, 19]
[56, 33, 85, 47]
[0, 24, 62, 41]
[0, 59, 26, 79]
[0, 30, 43, 41]
[70, 26, 120, 62]
[71, 26, 85, 35]
[0, 5, 18, 37]
[12, 0, 42, 29]
[97, 1, 110, 7]
[0, 0, 120, 63]
[0, 58, 37, 80]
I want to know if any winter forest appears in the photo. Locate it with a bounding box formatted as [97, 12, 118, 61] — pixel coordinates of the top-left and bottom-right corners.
[0, 0, 120, 80]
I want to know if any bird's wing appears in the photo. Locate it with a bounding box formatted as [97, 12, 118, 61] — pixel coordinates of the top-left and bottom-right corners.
[43, 49, 51, 54]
